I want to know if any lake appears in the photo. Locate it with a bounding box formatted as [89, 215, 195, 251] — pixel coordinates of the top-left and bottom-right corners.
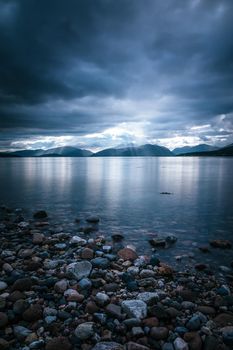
[1, 157, 233, 269]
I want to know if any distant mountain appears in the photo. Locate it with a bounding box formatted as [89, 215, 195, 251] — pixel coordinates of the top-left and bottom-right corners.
[182, 143, 233, 156]
[173, 144, 219, 155]
[0, 146, 93, 157]
[40, 146, 93, 157]
[93, 144, 173, 157]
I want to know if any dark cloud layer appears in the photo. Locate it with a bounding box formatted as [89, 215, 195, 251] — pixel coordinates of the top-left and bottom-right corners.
[0, 0, 233, 150]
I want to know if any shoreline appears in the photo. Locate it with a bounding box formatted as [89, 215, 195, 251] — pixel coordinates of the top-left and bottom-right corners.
[0, 208, 233, 349]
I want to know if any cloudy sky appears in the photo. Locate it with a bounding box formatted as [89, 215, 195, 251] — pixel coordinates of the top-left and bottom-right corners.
[0, 0, 233, 151]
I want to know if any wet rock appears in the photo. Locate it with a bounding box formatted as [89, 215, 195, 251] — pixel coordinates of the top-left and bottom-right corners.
[95, 292, 110, 306]
[69, 235, 87, 246]
[12, 277, 33, 291]
[197, 306, 216, 315]
[66, 261, 92, 280]
[162, 343, 174, 350]
[150, 326, 169, 340]
[45, 336, 72, 350]
[112, 234, 124, 242]
[33, 210, 48, 219]
[91, 257, 110, 269]
[143, 317, 159, 327]
[86, 215, 100, 223]
[158, 263, 173, 276]
[122, 300, 147, 319]
[91, 342, 124, 350]
[149, 239, 166, 247]
[81, 247, 94, 259]
[184, 332, 202, 350]
[118, 247, 138, 261]
[32, 232, 45, 244]
[214, 313, 233, 326]
[106, 303, 124, 320]
[150, 255, 160, 266]
[23, 304, 43, 322]
[0, 281, 8, 291]
[0, 338, 9, 349]
[131, 326, 144, 337]
[186, 315, 201, 331]
[0, 312, 8, 328]
[137, 292, 159, 305]
[173, 337, 189, 350]
[127, 342, 150, 350]
[74, 322, 95, 340]
[203, 335, 219, 350]
[64, 289, 84, 302]
[216, 285, 230, 296]
[13, 299, 29, 314]
[210, 240, 232, 249]
[14, 325, 32, 341]
[54, 279, 68, 293]
[221, 326, 233, 347]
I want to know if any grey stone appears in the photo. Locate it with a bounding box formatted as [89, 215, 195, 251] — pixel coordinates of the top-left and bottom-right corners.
[75, 322, 95, 340]
[121, 300, 147, 319]
[137, 292, 159, 305]
[91, 342, 124, 350]
[174, 337, 189, 350]
[14, 326, 32, 340]
[66, 261, 92, 280]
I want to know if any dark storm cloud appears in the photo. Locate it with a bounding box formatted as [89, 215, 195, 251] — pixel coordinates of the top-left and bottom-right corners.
[0, 0, 233, 149]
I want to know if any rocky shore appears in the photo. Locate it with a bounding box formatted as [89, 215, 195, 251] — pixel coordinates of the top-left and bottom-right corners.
[0, 207, 233, 350]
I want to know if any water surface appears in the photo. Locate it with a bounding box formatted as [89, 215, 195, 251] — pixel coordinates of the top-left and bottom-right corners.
[1, 157, 233, 269]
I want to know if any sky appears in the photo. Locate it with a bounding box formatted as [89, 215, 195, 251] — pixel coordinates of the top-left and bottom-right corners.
[0, 0, 233, 151]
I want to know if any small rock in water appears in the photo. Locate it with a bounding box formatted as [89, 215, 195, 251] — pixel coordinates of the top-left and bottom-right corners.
[118, 247, 138, 261]
[86, 215, 100, 223]
[209, 239, 232, 249]
[33, 210, 48, 219]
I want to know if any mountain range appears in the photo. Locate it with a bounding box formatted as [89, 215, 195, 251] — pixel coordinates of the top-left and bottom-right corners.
[0, 143, 233, 157]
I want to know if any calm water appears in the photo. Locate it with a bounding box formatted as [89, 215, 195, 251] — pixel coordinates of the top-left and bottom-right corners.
[1, 157, 233, 269]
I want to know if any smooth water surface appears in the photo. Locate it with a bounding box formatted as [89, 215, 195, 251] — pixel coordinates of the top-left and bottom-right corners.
[1, 157, 233, 268]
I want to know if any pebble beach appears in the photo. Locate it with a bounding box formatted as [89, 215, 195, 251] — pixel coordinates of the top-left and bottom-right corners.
[0, 207, 233, 350]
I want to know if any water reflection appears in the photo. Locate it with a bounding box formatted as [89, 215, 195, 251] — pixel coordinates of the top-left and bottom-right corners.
[0, 157, 233, 265]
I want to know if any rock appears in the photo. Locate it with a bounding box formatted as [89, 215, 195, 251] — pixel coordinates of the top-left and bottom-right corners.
[75, 322, 95, 340]
[45, 336, 72, 350]
[91, 257, 110, 269]
[210, 240, 232, 249]
[221, 326, 233, 347]
[86, 215, 100, 223]
[91, 342, 124, 350]
[102, 245, 112, 253]
[2, 263, 13, 273]
[95, 292, 110, 306]
[197, 306, 216, 315]
[214, 313, 233, 326]
[14, 325, 32, 340]
[203, 335, 219, 350]
[143, 317, 159, 327]
[150, 326, 169, 340]
[54, 243, 67, 250]
[23, 304, 43, 322]
[137, 292, 159, 305]
[33, 210, 48, 219]
[186, 315, 201, 331]
[112, 234, 124, 242]
[54, 279, 68, 293]
[184, 332, 202, 350]
[166, 235, 177, 244]
[216, 285, 230, 296]
[131, 326, 144, 337]
[162, 343, 174, 350]
[150, 255, 160, 266]
[64, 289, 84, 302]
[122, 300, 147, 319]
[81, 247, 94, 259]
[18, 248, 34, 258]
[66, 261, 92, 280]
[118, 247, 138, 261]
[140, 269, 155, 278]
[13, 299, 29, 314]
[123, 318, 142, 328]
[173, 337, 189, 350]
[106, 303, 124, 320]
[78, 277, 92, 290]
[158, 263, 173, 276]
[127, 342, 149, 350]
[0, 338, 9, 349]
[0, 281, 8, 291]
[12, 277, 33, 291]
[69, 236, 87, 246]
[32, 232, 45, 244]
[149, 239, 166, 247]
[0, 312, 8, 328]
